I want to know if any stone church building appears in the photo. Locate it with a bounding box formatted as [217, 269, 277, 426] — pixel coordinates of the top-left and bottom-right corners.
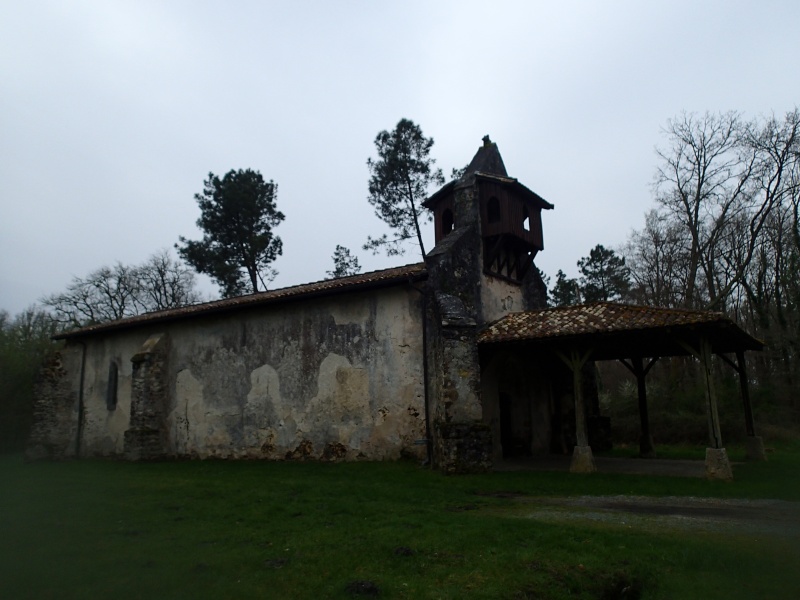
[27, 138, 764, 476]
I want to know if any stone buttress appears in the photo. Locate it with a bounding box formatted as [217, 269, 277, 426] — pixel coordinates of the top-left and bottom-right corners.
[124, 333, 169, 460]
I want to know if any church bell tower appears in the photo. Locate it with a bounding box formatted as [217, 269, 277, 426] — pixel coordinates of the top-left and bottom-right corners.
[424, 135, 553, 283]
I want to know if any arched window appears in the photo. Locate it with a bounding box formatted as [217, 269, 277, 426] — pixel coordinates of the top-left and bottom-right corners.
[106, 362, 118, 410]
[442, 209, 454, 235]
[487, 197, 501, 223]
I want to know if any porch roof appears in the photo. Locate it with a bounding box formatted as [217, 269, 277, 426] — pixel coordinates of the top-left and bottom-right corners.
[478, 302, 763, 360]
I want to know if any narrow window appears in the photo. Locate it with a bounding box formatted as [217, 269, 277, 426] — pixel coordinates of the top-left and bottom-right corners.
[442, 209, 454, 235]
[106, 362, 118, 410]
[522, 207, 531, 232]
[487, 197, 501, 223]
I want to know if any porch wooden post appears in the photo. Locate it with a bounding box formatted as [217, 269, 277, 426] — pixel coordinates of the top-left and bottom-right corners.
[736, 350, 767, 461]
[573, 356, 588, 447]
[633, 357, 656, 458]
[699, 338, 723, 450]
[678, 336, 732, 480]
[557, 349, 595, 474]
[736, 350, 755, 436]
[620, 357, 658, 458]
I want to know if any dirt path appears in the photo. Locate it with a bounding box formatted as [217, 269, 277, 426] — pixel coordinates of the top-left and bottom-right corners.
[495, 455, 708, 477]
[499, 495, 800, 537]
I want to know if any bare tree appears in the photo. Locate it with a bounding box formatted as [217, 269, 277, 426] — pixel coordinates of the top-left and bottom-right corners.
[712, 110, 800, 309]
[137, 249, 203, 311]
[638, 109, 800, 408]
[654, 111, 755, 308]
[654, 110, 799, 310]
[43, 250, 201, 328]
[738, 159, 800, 394]
[624, 210, 691, 307]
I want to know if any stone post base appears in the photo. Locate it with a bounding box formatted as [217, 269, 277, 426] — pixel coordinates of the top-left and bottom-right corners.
[639, 434, 656, 459]
[570, 445, 596, 473]
[705, 447, 733, 481]
[745, 435, 767, 461]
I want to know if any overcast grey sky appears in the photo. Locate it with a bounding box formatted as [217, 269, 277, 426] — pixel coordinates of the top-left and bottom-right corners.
[2, 0, 798, 315]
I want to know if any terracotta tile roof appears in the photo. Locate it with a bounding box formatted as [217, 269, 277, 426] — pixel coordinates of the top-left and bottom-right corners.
[479, 303, 725, 342]
[56, 262, 427, 340]
[478, 302, 763, 356]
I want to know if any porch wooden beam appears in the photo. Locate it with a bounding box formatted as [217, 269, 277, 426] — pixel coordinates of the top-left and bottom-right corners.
[735, 350, 767, 461]
[517, 251, 532, 279]
[485, 236, 506, 272]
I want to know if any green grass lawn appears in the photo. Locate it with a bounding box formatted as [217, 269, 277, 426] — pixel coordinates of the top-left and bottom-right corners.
[1, 445, 799, 599]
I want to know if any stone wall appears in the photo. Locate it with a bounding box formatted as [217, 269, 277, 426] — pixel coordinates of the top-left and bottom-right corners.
[25, 348, 82, 460]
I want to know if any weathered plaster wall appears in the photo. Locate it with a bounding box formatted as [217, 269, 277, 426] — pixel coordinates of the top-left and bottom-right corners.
[77, 332, 146, 456]
[479, 273, 525, 324]
[71, 284, 425, 461]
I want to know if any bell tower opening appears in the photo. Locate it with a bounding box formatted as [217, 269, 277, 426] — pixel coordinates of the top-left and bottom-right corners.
[487, 197, 501, 223]
[442, 208, 454, 236]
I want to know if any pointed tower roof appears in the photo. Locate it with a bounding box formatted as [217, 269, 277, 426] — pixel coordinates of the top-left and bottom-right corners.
[464, 135, 507, 177]
[423, 136, 553, 211]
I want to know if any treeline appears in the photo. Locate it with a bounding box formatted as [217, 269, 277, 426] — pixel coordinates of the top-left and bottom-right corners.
[0, 309, 60, 452]
[634, 111, 800, 414]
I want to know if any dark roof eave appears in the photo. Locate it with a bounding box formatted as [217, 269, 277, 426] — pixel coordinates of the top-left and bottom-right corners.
[475, 173, 554, 210]
[422, 174, 553, 211]
[55, 264, 428, 340]
[422, 180, 456, 209]
[478, 318, 764, 356]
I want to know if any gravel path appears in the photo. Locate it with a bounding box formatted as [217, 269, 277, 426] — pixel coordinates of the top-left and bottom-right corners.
[506, 495, 800, 537]
[495, 455, 708, 477]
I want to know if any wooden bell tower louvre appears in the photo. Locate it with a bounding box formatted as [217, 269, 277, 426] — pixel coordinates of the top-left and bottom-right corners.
[424, 136, 553, 283]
